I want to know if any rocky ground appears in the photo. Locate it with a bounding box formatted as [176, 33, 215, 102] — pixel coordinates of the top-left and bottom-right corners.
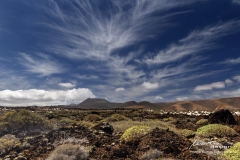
[1, 109, 240, 160]
[1, 126, 217, 160]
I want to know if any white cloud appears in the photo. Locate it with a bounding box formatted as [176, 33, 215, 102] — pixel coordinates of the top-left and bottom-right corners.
[176, 96, 188, 101]
[144, 20, 240, 65]
[225, 79, 233, 85]
[194, 82, 225, 91]
[142, 82, 159, 89]
[58, 83, 75, 88]
[233, 75, 240, 82]
[0, 88, 95, 106]
[115, 87, 125, 92]
[19, 53, 64, 76]
[155, 96, 163, 100]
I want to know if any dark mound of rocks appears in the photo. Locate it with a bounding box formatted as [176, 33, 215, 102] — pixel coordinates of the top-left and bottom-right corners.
[91, 127, 215, 160]
[92, 122, 114, 134]
[208, 109, 237, 125]
[1, 126, 94, 160]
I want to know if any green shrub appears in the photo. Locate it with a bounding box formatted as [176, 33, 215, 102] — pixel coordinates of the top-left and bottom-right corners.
[196, 124, 237, 137]
[221, 142, 240, 160]
[196, 119, 208, 125]
[84, 114, 102, 122]
[120, 125, 152, 142]
[0, 110, 49, 136]
[104, 114, 130, 122]
[46, 144, 89, 160]
[181, 129, 195, 138]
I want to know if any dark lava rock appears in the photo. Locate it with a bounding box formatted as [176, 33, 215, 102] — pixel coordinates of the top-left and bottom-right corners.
[135, 128, 213, 159]
[92, 122, 114, 134]
[111, 148, 128, 158]
[91, 127, 215, 160]
[208, 109, 237, 125]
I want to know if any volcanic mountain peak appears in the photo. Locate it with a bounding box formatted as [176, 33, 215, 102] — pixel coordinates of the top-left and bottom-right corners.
[79, 98, 110, 105]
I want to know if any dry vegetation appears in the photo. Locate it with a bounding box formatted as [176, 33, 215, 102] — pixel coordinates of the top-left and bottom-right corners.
[46, 144, 89, 160]
[0, 108, 240, 159]
[0, 110, 52, 137]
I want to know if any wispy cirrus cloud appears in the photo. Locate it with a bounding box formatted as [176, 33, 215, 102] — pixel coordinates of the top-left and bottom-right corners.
[143, 20, 240, 65]
[24, 0, 210, 102]
[223, 57, 240, 64]
[107, 55, 145, 82]
[149, 56, 204, 80]
[36, 0, 205, 60]
[19, 53, 65, 76]
[233, 0, 240, 5]
[75, 74, 99, 80]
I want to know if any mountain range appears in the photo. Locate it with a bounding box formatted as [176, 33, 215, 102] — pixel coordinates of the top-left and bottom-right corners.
[71, 97, 240, 111]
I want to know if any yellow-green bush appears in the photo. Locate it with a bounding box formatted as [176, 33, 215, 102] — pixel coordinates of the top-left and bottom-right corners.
[181, 129, 195, 138]
[112, 119, 179, 134]
[120, 125, 152, 142]
[77, 121, 95, 128]
[0, 134, 21, 154]
[196, 124, 237, 137]
[196, 119, 208, 125]
[162, 117, 174, 122]
[84, 114, 102, 122]
[59, 118, 77, 127]
[221, 142, 240, 160]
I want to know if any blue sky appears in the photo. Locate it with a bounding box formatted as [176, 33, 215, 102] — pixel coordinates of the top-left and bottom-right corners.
[1, 0, 240, 106]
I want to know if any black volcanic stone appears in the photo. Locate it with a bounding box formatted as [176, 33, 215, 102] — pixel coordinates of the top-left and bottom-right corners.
[93, 122, 114, 134]
[208, 109, 237, 125]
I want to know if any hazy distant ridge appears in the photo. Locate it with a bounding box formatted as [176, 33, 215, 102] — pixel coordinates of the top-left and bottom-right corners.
[73, 97, 240, 111]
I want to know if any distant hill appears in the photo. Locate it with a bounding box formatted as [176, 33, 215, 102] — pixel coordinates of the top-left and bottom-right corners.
[157, 98, 240, 111]
[70, 97, 240, 111]
[75, 98, 121, 109]
[80, 98, 110, 105]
